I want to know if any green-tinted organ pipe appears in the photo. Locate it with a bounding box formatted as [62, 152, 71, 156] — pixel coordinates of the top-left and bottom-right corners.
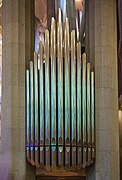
[51, 17, 57, 168]
[34, 53, 39, 145]
[77, 42, 82, 145]
[82, 53, 87, 166]
[87, 63, 91, 144]
[91, 71, 95, 159]
[87, 63, 91, 163]
[34, 52, 39, 165]
[71, 30, 76, 165]
[57, 9, 63, 144]
[30, 61, 34, 162]
[77, 42, 82, 165]
[39, 43, 44, 145]
[45, 30, 50, 145]
[26, 70, 30, 160]
[64, 18, 70, 145]
[51, 18, 56, 145]
[64, 18, 70, 166]
[45, 29, 50, 167]
[82, 53, 86, 145]
[39, 43, 44, 164]
[57, 9, 63, 166]
[30, 62, 34, 145]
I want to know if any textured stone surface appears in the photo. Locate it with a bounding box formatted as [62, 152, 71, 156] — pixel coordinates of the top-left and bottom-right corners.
[86, 0, 119, 179]
[1, 0, 35, 179]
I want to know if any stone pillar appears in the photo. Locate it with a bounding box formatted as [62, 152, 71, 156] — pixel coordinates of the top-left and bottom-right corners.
[1, 0, 35, 179]
[86, 0, 120, 179]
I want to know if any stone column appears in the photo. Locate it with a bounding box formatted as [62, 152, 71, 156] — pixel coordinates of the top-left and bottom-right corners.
[1, 0, 35, 179]
[86, 0, 120, 179]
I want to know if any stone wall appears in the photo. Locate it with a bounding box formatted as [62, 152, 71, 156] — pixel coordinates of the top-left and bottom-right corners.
[1, 0, 35, 179]
[86, 0, 120, 179]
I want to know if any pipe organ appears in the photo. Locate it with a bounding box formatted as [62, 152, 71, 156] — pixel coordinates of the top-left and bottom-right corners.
[26, 9, 95, 170]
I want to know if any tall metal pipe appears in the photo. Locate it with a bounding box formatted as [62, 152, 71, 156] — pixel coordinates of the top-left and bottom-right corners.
[30, 61, 34, 165]
[87, 63, 91, 163]
[26, 70, 30, 162]
[91, 71, 95, 160]
[45, 29, 50, 167]
[57, 9, 63, 167]
[64, 17, 70, 167]
[34, 52, 39, 166]
[39, 43, 44, 165]
[71, 30, 76, 166]
[82, 53, 87, 167]
[51, 17, 57, 168]
[77, 42, 82, 166]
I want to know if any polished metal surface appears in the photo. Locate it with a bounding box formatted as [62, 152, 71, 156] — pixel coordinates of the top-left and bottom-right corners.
[45, 29, 50, 145]
[30, 61, 34, 164]
[39, 43, 44, 165]
[57, 9, 64, 167]
[87, 63, 91, 163]
[82, 53, 87, 167]
[26, 70, 30, 161]
[91, 71, 95, 159]
[82, 53, 86, 145]
[45, 29, 50, 168]
[77, 42, 82, 165]
[57, 9, 63, 144]
[87, 63, 91, 144]
[51, 17, 56, 146]
[64, 17, 70, 167]
[51, 17, 57, 168]
[34, 52, 39, 166]
[71, 30, 76, 166]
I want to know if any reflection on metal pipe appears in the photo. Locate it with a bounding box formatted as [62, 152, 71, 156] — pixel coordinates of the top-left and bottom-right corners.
[91, 71, 95, 160]
[51, 17, 56, 168]
[64, 17, 70, 167]
[39, 43, 44, 166]
[76, 12, 79, 41]
[26, 70, 30, 162]
[82, 53, 86, 143]
[77, 42, 82, 166]
[82, 53, 87, 167]
[71, 30, 76, 166]
[34, 52, 39, 166]
[30, 61, 34, 165]
[57, 9, 63, 167]
[45, 29, 50, 168]
[87, 63, 91, 164]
